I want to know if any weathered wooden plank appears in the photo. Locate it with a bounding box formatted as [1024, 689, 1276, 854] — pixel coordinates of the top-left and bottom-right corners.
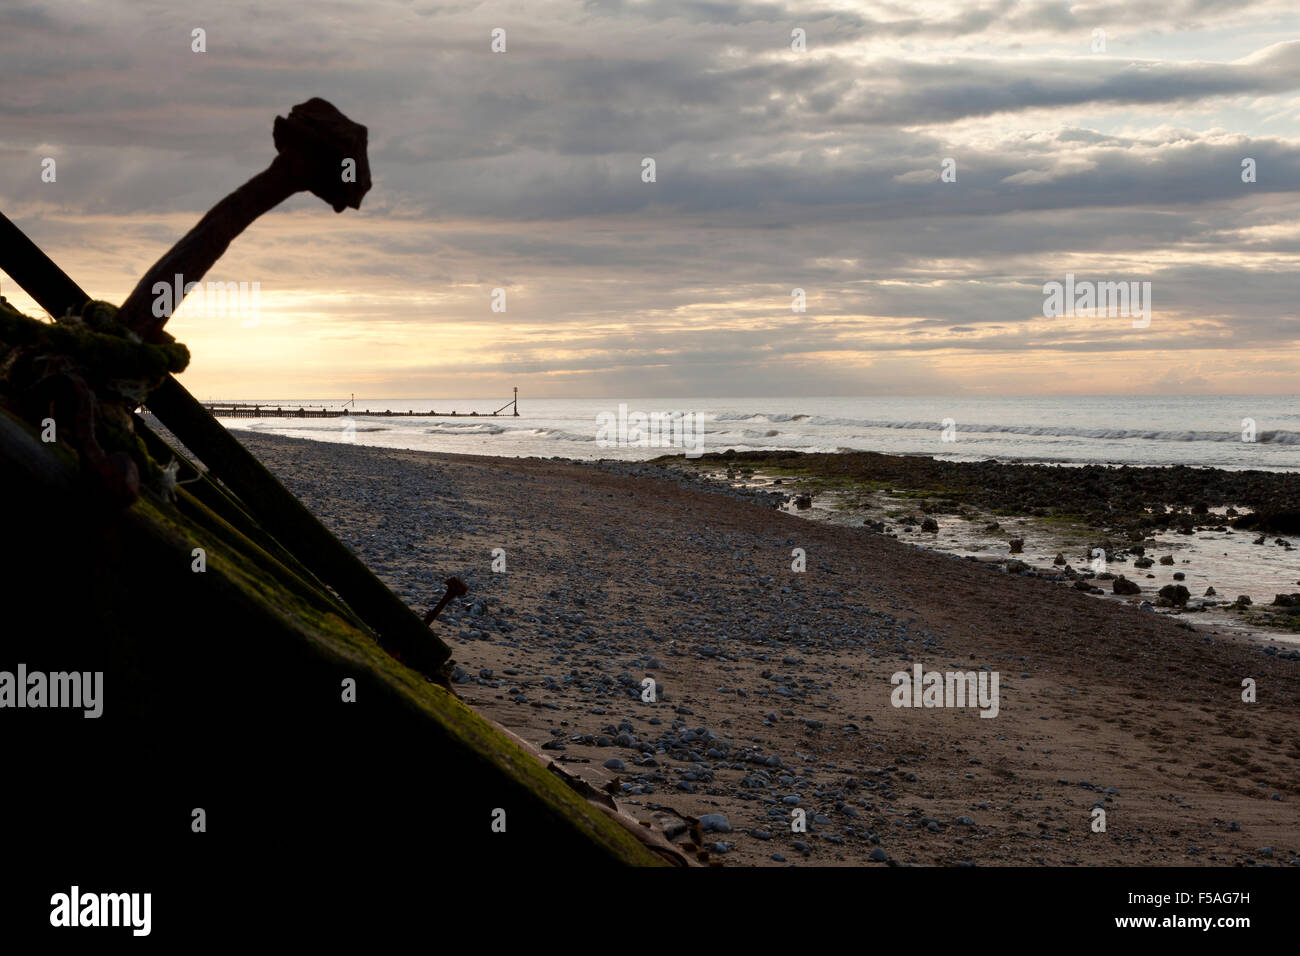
[0, 212, 91, 318]
[148, 374, 452, 675]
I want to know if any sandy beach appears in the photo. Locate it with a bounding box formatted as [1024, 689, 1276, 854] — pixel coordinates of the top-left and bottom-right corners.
[236, 431, 1299, 867]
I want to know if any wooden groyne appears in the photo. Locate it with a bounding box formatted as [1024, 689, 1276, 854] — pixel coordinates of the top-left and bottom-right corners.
[202, 387, 520, 419]
[203, 405, 509, 419]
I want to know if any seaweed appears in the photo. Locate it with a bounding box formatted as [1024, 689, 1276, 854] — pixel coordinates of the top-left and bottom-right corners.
[0, 295, 189, 503]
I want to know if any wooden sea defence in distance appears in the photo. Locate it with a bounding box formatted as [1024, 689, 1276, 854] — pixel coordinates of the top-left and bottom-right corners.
[201, 390, 520, 419]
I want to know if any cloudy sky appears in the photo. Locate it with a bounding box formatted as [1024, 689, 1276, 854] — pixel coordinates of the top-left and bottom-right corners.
[2, 0, 1298, 399]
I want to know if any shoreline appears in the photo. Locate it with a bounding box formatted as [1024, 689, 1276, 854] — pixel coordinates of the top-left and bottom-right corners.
[647, 454, 1300, 646]
[233, 431, 1299, 866]
[211, 392, 1300, 474]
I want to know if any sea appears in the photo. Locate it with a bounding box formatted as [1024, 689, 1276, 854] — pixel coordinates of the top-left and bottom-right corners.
[216, 395, 1300, 471]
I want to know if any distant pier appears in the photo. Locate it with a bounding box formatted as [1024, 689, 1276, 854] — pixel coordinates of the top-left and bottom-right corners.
[204, 405, 501, 419]
[203, 387, 520, 420]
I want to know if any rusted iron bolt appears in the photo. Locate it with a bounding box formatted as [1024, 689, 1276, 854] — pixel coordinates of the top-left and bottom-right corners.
[423, 577, 468, 626]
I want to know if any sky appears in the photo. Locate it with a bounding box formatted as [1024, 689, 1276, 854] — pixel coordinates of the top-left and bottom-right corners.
[1, 0, 1298, 399]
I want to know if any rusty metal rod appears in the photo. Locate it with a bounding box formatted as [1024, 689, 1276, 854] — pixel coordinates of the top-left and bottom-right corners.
[423, 577, 468, 626]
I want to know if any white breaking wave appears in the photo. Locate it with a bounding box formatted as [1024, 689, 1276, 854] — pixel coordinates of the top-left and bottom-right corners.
[424, 422, 508, 435]
[715, 412, 809, 423]
[536, 428, 598, 442]
[793, 416, 1299, 445]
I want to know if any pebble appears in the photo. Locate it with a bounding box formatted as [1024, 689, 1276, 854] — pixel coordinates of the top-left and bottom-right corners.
[699, 813, 732, 833]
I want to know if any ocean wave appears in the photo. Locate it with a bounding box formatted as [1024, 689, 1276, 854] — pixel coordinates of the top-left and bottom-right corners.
[537, 428, 598, 442]
[714, 412, 808, 423]
[246, 423, 389, 435]
[424, 422, 507, 435]
[805, 416, 1300, 445]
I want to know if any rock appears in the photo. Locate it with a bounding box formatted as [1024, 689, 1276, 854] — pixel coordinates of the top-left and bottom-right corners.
[1272, 594, 1297, 607]
[921, 517, 939, 532]
[1204, 587, 1216, 596]
[1006, 559, 1030, 574]
[1158, 555, 1175, 565]
[602, 758, 626, 771]
[698, 813, 732, 833]
[1009, 538, 1024, 554]
[1053, 553, 1066, 565]
[1237, 510, 1300, 535]
[868, 847, 888, 862]
[1158, 584, 1190, 606]
[1134, 557, 1154, 569]
[1173, 572, 1185, 581]
[1236, 595, 1252, 606]
[794, 494, 812, 510]
[1113, 577, 1141, 595]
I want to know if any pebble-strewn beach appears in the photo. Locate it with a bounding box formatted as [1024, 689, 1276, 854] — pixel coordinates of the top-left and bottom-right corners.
[238, 432, 1299, 866]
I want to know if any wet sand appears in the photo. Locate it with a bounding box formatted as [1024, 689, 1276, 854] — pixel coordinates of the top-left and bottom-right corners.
[238, 432, 1300, 866]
